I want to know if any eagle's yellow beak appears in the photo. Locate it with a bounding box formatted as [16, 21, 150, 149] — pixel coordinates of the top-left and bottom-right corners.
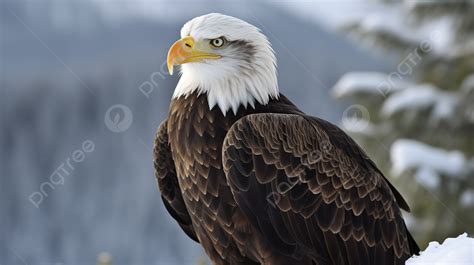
[167, 36, 221, 75]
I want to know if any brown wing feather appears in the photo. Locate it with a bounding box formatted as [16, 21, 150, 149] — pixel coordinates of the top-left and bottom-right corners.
[153, 120, 198, 242]
[222, 113, 418, 264]
[311, 117, 411, 212]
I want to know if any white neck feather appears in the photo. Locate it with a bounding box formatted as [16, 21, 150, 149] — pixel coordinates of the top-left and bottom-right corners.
[172, 61, 278, 115]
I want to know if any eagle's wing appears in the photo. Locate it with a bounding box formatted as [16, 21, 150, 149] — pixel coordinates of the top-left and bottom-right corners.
[222, 113, 417, 264]
[154, 120, 198, 242]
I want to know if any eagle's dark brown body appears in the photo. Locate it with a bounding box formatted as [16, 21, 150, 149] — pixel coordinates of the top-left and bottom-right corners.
[154, 92, 419, 265]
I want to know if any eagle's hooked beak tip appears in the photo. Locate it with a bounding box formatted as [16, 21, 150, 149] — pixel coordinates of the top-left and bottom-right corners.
[167, 36, 194, 76]
[167, 63, 174, 76]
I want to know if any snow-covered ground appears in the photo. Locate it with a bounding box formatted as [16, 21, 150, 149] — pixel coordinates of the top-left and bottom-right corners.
[407, 234, 474, 265]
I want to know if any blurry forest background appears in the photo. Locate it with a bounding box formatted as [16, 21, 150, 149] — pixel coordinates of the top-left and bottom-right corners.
[330, 0, 474, 246]
[1, 0, 472, 264]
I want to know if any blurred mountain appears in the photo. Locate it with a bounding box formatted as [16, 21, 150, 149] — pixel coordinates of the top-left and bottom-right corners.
[0, 1, 393, 264]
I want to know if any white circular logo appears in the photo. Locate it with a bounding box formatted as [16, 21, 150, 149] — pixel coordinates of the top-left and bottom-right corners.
[342, 104, 370, 132]
[104, 104, 133, 133]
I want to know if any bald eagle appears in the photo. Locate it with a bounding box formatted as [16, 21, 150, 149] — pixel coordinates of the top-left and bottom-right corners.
[154, 13, 419, 265]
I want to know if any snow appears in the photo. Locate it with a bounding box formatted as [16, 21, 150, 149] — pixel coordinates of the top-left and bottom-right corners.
[414, 166, 440, 190]
[422, 16, 456, 56]
[460, 190, 474, 207]
[461, 74, 474, 92]
[382, 84, 458, 119]
[276, 0, 457, 57]
[332, 72, 406, 98]
[390, 139, 466, 187]
[359, 11, 455, 55]
[346, 5, 455, 56]
[358, 9, 423, 45]
[406, 233, 474, 265]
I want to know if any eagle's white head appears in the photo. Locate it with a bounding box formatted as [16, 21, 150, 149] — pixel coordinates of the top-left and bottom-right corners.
[167, 13, 278, 115]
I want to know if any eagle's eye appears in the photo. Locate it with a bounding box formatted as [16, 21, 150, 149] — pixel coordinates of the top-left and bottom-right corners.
[210, 37, 226, 48]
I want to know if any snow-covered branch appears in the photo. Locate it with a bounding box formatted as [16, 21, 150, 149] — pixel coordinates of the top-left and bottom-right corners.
[390, 139, 467, 188]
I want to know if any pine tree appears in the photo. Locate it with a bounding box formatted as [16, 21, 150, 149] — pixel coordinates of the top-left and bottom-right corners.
[332, 0, 474, 246]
